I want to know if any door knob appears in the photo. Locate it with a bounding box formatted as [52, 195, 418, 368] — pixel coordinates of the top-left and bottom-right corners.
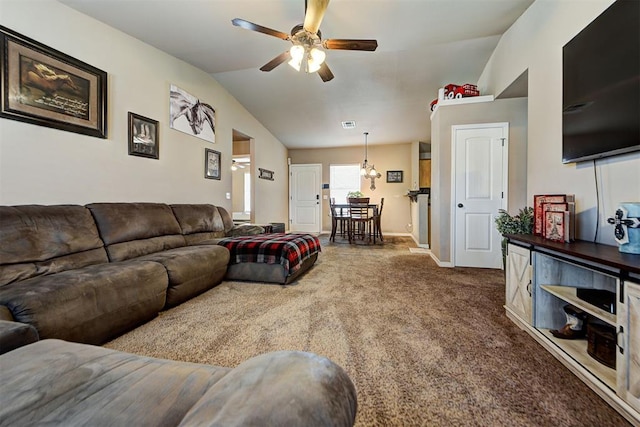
[457, 203, 464, 208]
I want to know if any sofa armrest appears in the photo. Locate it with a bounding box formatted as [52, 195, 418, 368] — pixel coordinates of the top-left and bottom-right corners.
[225, 224, 265, 237]
[178, 350, 357, 427]
[0, 320, 39, 355]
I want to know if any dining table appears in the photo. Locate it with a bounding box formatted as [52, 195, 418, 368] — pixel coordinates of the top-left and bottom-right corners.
[331, 203, 380, 244]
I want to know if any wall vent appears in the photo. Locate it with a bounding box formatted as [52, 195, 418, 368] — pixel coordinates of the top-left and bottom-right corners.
[341, 121, 356, 129]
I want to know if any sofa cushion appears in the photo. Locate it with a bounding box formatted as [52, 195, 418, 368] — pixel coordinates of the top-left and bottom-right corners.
[0, 261, 168, 345]
[171, 204, 227, 245]
[0, 320, 39, 355]
[137, 245, 230, 308]
[0, 205, 108, 286]
[87, 203, 186, 261]
[1, 340, 357, 427]
[0, 339, 231, 427]
[178, 350, 358, 427]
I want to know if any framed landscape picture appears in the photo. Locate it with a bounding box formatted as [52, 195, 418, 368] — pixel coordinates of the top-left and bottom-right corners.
[0, 26, 107, 138]
[204, 148, 221, 180]
[128, 112, 159, 159]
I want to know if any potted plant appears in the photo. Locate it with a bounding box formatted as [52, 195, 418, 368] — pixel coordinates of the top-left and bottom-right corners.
[347, 191, 369, 204]
[495, 206, 534, 269]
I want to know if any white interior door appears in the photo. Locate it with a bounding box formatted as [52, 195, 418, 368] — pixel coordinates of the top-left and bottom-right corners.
[453, 123, 507, 268]
[289, 164, 321, 233]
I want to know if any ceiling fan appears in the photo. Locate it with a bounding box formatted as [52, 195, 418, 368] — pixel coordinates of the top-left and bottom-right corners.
[231, 0, 378, 82]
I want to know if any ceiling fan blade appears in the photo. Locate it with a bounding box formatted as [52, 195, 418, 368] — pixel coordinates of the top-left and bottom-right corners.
[231, 18, 290, 40]
[318, 62, 334, 82]
[260, 51, 292, 72]
[323, 39, 378, 51]
[303, 0, 330, 34]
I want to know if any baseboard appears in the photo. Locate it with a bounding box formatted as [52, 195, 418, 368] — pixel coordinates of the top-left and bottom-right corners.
[430, 252, 453, 268]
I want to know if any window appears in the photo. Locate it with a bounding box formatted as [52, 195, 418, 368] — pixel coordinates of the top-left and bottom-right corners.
[330, 164, 361, 204]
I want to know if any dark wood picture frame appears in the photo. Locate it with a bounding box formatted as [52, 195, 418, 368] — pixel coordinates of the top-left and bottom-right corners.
[205, 148, 221, 180]
[128, 112, 159, 159]
[0, 26, 107, 138]
[258, 168, 274, 181]
[386, 170, 403, 183]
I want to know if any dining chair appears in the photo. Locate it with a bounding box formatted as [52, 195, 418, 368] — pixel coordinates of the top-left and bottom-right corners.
[330, 198, 349, 242]
[374, 198, 384, 242]
[348, 202, 375, 244]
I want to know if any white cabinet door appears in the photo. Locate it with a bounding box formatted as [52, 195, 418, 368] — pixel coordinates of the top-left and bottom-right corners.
[505, 243, 532, 325]
[618, 280, 640, 413]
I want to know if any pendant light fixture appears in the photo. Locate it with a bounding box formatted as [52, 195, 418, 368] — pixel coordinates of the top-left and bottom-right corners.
[360, 132, 381, 190]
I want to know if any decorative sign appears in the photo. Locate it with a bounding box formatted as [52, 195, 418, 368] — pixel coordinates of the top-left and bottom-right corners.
[258, 168, 274, 181]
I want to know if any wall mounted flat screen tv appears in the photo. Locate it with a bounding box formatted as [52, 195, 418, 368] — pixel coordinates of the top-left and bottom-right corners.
[562, 0, 639, 164]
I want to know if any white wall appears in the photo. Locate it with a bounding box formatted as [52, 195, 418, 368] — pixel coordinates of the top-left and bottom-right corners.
[478, 0, 640, 246]
[0, 0, 289, 226]
[430, 98, 528, 263]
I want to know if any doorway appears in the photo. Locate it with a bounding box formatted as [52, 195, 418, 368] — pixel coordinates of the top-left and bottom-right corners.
[452, 123, 508, 268]
[232, 130, 254, 224]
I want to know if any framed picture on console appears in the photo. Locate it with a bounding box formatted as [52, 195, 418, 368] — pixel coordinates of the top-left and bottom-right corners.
[204, 148, 221, 180]
[0, 26, 107, 138]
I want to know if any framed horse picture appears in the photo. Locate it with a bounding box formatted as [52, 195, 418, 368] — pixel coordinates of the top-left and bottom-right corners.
[169, 84, 215, 143]
[204, 148, 221, 180]
[0, 26, 107, 138]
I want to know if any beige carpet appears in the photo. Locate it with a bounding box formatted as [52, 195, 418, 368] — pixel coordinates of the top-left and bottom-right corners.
[106, 236, 630, 426]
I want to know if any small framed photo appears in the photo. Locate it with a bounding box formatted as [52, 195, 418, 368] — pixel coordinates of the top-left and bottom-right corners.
[386, 170, 403, 183]
[128, 112, 159, 159]
[205, 148, 221, 180]
[258, 168, 274, 181]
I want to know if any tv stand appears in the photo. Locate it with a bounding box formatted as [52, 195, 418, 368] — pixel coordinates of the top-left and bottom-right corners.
[505, 234, 640, 425]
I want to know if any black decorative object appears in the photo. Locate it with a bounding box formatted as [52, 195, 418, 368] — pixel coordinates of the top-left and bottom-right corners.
[259, 168, 274, 181]
[607, 203, 640, 253]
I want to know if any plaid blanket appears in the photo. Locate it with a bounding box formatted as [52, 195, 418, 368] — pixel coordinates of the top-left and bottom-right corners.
[217, 233, 321, 275]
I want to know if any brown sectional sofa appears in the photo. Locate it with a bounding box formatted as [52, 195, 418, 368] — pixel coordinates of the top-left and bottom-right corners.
[0, 202, 357, 426]
[0, 203, 235, 345]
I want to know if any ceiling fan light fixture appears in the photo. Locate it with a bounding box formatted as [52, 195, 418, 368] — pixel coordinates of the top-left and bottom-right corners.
[307, 47, 326, 73]
[288, 44, 304, 71]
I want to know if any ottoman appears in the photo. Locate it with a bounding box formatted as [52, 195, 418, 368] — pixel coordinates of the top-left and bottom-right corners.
[217, 233, 321, 284]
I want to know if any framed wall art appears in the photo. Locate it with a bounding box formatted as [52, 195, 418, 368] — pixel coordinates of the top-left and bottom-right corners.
[128, 112, 159, 159]
[0, 26, 107, 138]
[258, 168, 274, 181]
[386, 170, 403, 183]
[204, 148, 221, 180]
[169, 84, 215, 143]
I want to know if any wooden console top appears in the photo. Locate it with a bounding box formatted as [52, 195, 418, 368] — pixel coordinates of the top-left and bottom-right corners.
[506, 234, 640, 278]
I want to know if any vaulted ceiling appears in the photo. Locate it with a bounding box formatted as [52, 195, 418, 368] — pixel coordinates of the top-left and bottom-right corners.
[59, 0, 534, 149]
